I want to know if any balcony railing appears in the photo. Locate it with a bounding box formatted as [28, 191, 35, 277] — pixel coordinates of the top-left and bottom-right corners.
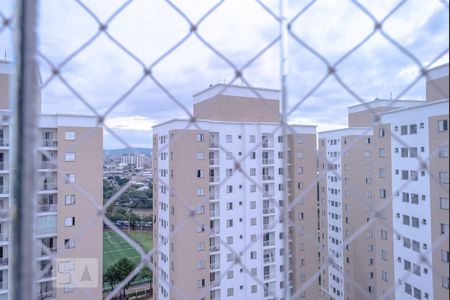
[0, 257, 8, 266]
[0, 138, 8, 147]
[210, 245, 220, 252]
[263, 255, 275, 264]
[39, 161, 56, 169]
[263, 240, 275, 247]
[0, 233, 8, 242]
[40, 183, 57, 191]
[264, 273, 275, 280]
[0, 281, 7, 290]
[209, 140, 219, 148]
[209, 210, 220, 218]
[40, 268, 55, 278]
[209, 176, 219, 183]
[262, 142, 274, 149]
[38, 204, 57, 213]
[40, 247, 57, 257]
[0, 185, 8, 194]
[41, 139, 58, 148]
[263, 207, 275, 214]
[0, 162, 7, 171]
[209, 193, 219, 200]
[263, 175, 274, 181]
[210, 227, 220, 235]
[210, 263, 220, 270]
[263, 191, 274, 198]
[209, 159, 219, 165]
[262, 159, 274, 165]
[37, 291, 56, 298]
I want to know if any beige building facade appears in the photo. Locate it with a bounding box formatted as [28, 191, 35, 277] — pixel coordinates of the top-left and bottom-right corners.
[152, 84, 319, 300]
[0, 60, 103, 300]
[318, 63, 449, 300]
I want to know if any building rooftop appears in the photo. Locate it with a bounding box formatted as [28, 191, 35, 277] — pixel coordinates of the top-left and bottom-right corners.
[193, 83, 280, 104]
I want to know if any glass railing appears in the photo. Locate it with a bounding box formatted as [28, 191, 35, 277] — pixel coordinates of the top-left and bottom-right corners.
[37, 204, 57, 213]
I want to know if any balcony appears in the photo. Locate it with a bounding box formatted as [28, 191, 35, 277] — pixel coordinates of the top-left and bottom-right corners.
[210, 227, 220, 235]
[41, 139, 57, 148]
[0, 162, 7, 171]
[263, 254, 275, 264]
[37, 291, 56, 299]
[262, 142, 274, 149]
[209, 159, 219, 165]
[40, 182, 57, 191]
[0, 233, 8, 243]
[263, 174, 274, 181]
[0, 185, 7, 195]
[209, 176, 219, 184]
[263, 239, 275, 247]
[38, 161, 56, 170]
[0, 281, 7, 291]
[0, 257, 8, 266]
[263, 191, 274, 198]
[38, 204, 57, 213]
[264, 272, 275, 280]
[262, 159, 274, 165]
[209, 192, 219, 200]
[209, 210, 220, 218]
[210, 245, 220, 252]
[0, 138, 8, 147]
[263, 207, 275, 214]
[210, 262, 220, 270]
[40, 247, 57, 257]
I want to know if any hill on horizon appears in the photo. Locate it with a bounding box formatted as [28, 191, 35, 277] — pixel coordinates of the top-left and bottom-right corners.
[104, 148, 152, 157]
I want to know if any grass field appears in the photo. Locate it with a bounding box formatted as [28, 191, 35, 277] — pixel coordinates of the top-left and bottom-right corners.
[103, 229, 153, 271]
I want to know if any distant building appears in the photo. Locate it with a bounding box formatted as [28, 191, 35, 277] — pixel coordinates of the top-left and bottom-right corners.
[0, 60, 103, 299]
[121, 153, 145, 169]
[152, 84, 319, 300]
[318, 63, 449, 300]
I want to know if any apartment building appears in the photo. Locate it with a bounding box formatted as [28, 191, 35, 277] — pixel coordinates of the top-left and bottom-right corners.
[0, 60, 103, 299]
[318, 63, 449, 300]
[152, 84, 319, 300]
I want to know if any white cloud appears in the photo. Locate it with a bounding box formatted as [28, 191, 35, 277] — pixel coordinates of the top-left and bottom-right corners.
[105, 116, 156, 131]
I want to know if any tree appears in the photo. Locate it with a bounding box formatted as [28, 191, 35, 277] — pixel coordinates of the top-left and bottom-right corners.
[103, 258, 136, 299]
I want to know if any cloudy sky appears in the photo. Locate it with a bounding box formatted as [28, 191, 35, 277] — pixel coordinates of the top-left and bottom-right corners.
[1, 0, 448, 149]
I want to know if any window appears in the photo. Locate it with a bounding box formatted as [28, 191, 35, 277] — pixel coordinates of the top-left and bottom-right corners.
[405, 282, 412, 295]
[196, 152, 205, 160]
[441, 223, 449, 235]
[250, 168, 256, 176]
[410, 124, 417, 134]
[64, 217, 75, 227]
[64, 131, 76, 140]
[64, 283, 74, 293]
[197, 242, 205, 251]
[410, 170, 418, 181]
[64, 174, 75, 184]
[443, 276, 449, 289]
[412, 217, 419, 228]
[438, 120, 448, 132]
[379, 148, 386, 158]
[64, 239, 75, 249]
[250, 135, 256, 143]
[250, 185, 256, 193]
[403, 237, 411, 248]
[64, 195, 75, 205]
[403, 215, 410, 225]
[196, 224, 205, 232]
[226, 152, 233, 160]
[226, 219, 233, 227]
[441, 250, 449, 263]
[379, 128, 385, 137]
[413, 288, 421, 299]
[297, 151, 304, 159]
[197, 205, 205, 215]
[402, 170, 409, 180]
[440, 197, 449, 210]
[381, 229, 388, 240]
[411, 194, 419, 204]
[379, 168, 386, 178]
[227, 236, 233, 244]
[227, 270, 233, 279]
[251, 285, 257, 293]
[197, 260, 205, 269]
[364, 151, 371, 158]
[226, 202, 233, 210]
[439, 172, 449, 184]
[401, 148, 408, 157]
[382, 271, 388, 282]
[410, 147, 418, 157]
[381, 249, 388, 261]
[226, 135, 232, 143]
[197, 188, 205, 196]
[227, 288, 233, 297]
[250, 251, 257, 259]
[412, 240, 420, 252]
[402, 192, 409, 203]
[439, 145, 449, 157]
[401, 125, 408, 135]
[197, 170, 204, 178]
[197, 279, 206, 288]
[379, 189, 386, 199]
[226, 185, 233, 193]
[196, 133, 204, 142]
